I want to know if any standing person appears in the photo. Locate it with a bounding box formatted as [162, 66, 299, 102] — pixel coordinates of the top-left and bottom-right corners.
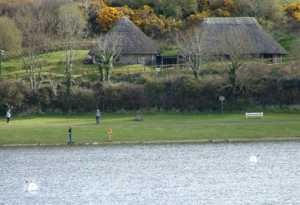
[96, 109, 101, 124]
[6, 108, 11, 123]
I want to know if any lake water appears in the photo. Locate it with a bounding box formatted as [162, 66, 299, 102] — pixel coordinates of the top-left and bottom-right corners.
[1, 142, 300, 205]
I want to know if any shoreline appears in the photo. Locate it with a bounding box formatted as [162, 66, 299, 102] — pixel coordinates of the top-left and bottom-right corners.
[1, 136, 300, 148]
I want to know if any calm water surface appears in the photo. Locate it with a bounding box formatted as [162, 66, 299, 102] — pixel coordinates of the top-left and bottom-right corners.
[0, 142, 300, 205]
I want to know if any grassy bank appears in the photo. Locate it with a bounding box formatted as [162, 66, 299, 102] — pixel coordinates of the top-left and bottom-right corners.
[1, 50, 153, 79]
[0, 113, 300, 146]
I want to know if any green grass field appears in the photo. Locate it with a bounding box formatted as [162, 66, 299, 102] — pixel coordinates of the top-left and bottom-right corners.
[1, 50, 154, 79]
[2, 49, 294, 81]
[0, 113, 300, 145]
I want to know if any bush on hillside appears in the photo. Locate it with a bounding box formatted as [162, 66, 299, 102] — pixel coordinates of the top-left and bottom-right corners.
[144, 76, 225, 111]
[0, 16, 22, 55]
[95, 83, 145, 111]
[2, 63, 300, 114]
[71, 87, 97, 112]
[0, 80, 28, 114]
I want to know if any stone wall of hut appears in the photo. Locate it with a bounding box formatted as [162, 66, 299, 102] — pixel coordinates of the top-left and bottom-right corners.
[117, 54, 156, 65]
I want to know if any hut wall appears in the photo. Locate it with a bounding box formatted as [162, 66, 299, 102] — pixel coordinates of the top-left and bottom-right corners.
[118, 54, 156, 65]
[260, 54, 283, 64]
[272, 55, 283, 64]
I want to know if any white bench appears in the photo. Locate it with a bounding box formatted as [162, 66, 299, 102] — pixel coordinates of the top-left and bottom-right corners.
[245, 112, 264, 119]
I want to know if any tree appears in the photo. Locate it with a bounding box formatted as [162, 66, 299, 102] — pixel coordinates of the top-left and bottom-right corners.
[0, 50, 5, 77]
[234, 0, 283, 22]
[179, 0, 198, 17]
[57, 3, 86, 112]
[177, 28, 205, 79]
[64, 45, 74, 112]
[128, 5, 165, 37]
[214, 30, 255, 99]
[284, 2, 300, 22]
[13, 0, 65, 52]
[96, 4, 181, 37]
[0, 16, 22, 56]
[18, 3, 49, 96]
[22, 55, 43, 94]
[85, 0, 107, 34]
[95, 33, 122, 81]
[57, 3, 86, 39]
[0, 0, 33, 16]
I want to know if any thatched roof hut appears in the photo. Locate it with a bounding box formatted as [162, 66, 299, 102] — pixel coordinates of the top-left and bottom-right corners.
[88, 17, 159, 65]
[197, 17, 287, 60]
[109, 17, 159, 56]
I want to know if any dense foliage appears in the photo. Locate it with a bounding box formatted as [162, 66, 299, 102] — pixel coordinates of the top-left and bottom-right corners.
[89, 0, 299, 38]
[0, 0, 299, 114]
[0, 16, 22, 55]
[0, 0, 298, 50]
[285, 2, 300, 21]
[1, 62, 300, 114]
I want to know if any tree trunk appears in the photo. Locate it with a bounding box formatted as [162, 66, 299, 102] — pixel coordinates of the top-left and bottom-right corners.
[228, 60, 241, 101]
[192, 69, 199, 79]
[105, 66, 110, 81]
[98, 65, 104, 82]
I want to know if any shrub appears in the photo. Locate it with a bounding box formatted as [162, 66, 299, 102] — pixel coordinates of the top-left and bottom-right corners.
[96, 83, 145, 111]
[237, 63, 300, 107]
[37, 85, 56, 112]
[0, 16, 22, 55]
[3, 63, 300, 114]
[145, 76, 225, 111]
[0, 80, 28, 114]
[70, 87, 97, 112]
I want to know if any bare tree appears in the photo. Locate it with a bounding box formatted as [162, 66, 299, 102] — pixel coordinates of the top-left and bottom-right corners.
[57, 3, 86, 112]
[212, 29, 256, 99]
[23, 54, 43, 94]
[21, 12, 47, 96]
[57, 3, 86, 40]
[64, 45, 74, 112]
[0, 49, 5, 77]
[235, 0, 283, 22]
[177, 22, 254, 97]
[95, 33, 122, 81]
[177, 28, 206, 79]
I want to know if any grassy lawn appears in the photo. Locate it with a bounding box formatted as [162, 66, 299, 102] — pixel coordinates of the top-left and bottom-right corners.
[1, 50, 154, 79]
[0, 113, 300, 145]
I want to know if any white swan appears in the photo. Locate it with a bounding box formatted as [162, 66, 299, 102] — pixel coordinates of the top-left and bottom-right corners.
[249, 155, 259, 163]
[25, 180, 39, 192]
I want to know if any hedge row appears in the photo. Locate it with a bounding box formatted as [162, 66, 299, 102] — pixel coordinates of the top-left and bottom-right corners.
[1, 70, 300, 114]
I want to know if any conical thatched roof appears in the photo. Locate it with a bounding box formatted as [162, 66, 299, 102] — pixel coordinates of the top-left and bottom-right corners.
[197, 17, 287, 56]
[108, 17, 159, 55]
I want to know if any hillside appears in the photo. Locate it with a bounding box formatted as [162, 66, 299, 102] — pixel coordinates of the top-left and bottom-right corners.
[0, 0, 299, 55]
[1, 50, 155, 80]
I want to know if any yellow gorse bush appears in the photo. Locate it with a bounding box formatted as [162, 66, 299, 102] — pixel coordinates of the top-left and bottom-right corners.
[96, 3, 182, 35]
[285, 2, 300, 21]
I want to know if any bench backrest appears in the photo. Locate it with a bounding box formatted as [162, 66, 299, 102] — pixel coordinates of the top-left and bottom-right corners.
[245, 112, 264, 117]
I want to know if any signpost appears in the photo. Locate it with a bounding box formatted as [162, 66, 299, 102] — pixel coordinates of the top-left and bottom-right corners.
[219, 96, 225, 113]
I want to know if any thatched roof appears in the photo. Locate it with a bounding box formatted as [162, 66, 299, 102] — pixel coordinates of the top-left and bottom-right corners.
[108, 17, 159, 55]
[197, 17, 287, 56]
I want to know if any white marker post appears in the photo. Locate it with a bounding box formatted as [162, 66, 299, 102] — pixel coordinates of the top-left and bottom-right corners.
[219, 96, 225, 113]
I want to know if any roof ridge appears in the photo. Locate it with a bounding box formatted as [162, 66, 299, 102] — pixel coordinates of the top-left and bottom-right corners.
[203, 17, 258, 25]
